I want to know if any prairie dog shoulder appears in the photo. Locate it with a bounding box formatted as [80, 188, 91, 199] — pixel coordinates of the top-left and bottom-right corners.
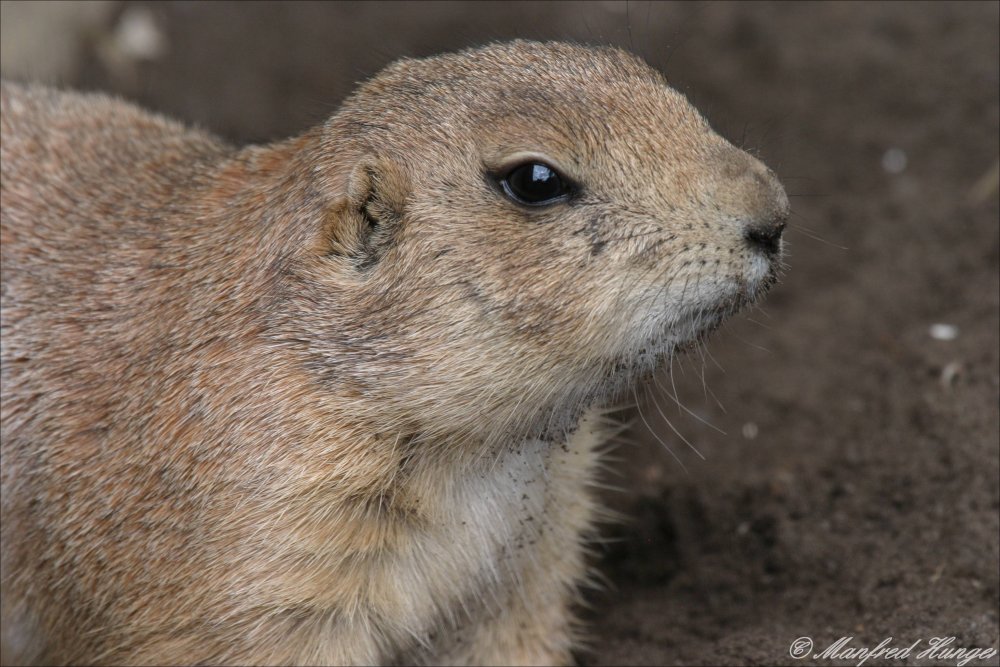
[1, 41, 787, 665]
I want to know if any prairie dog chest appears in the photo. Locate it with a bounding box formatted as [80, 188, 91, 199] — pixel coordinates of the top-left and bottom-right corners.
[379, 412, 607, 643]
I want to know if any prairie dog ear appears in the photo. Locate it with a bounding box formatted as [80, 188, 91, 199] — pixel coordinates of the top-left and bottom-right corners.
[320, 157, 410, 269]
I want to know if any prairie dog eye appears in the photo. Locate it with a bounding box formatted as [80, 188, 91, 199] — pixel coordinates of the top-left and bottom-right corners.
[500, 162, 571, 206]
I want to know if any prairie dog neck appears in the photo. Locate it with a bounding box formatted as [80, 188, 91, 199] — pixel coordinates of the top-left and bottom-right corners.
[265, 411, 609, 665]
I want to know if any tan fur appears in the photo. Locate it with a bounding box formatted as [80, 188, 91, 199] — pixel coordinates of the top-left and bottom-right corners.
[0, 41, 788, 666]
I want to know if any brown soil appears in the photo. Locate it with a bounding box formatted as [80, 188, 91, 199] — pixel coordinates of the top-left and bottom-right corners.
[9, 1, 1000, 664]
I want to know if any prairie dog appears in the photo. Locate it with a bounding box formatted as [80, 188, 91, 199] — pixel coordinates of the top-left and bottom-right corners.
[0, 41, 788, 665]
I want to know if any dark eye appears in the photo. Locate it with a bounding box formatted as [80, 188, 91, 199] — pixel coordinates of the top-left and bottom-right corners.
[500, 162, 571, 206]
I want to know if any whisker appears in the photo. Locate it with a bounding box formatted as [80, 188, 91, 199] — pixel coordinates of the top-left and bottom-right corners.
[745, 316, 776, 331]
[703, 339, 726, 374]
[668, 353, 682, 415]
[787, 223, 849, 250]
[705, 382, 728, 414]
[729, 331, 773, 355]
[644, 381, 707, 460]
[653, 371, 726, 436]
[632, 385, 688, 474]
[697, 341, 710, 403]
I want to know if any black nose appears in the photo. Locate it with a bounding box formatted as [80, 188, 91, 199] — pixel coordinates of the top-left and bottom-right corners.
[744, 211, 787, 254]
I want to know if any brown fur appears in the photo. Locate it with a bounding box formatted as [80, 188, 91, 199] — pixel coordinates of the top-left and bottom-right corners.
[0, 41, 788, 665]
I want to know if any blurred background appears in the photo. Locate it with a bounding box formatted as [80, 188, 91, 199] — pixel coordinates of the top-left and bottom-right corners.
[2, 2, 998, 664]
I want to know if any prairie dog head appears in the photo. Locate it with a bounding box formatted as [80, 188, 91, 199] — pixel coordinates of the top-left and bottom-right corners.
[280, 40, 788, 445]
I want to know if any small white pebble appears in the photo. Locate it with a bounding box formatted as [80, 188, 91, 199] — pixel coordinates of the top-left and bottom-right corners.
[741, 422, 759, 440]
[114, 6, 167, 61]
[929, 323, 959, 341]
[940, 360, 963, 389]
[881, 147, 908, 174]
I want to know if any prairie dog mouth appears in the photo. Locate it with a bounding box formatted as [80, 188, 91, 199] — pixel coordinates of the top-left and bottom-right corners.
[745, 246, 781, 290]
[612, 243, 783, 373]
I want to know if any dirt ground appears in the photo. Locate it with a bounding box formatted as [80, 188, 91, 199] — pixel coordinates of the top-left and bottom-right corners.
[2, 2, 998, 665]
